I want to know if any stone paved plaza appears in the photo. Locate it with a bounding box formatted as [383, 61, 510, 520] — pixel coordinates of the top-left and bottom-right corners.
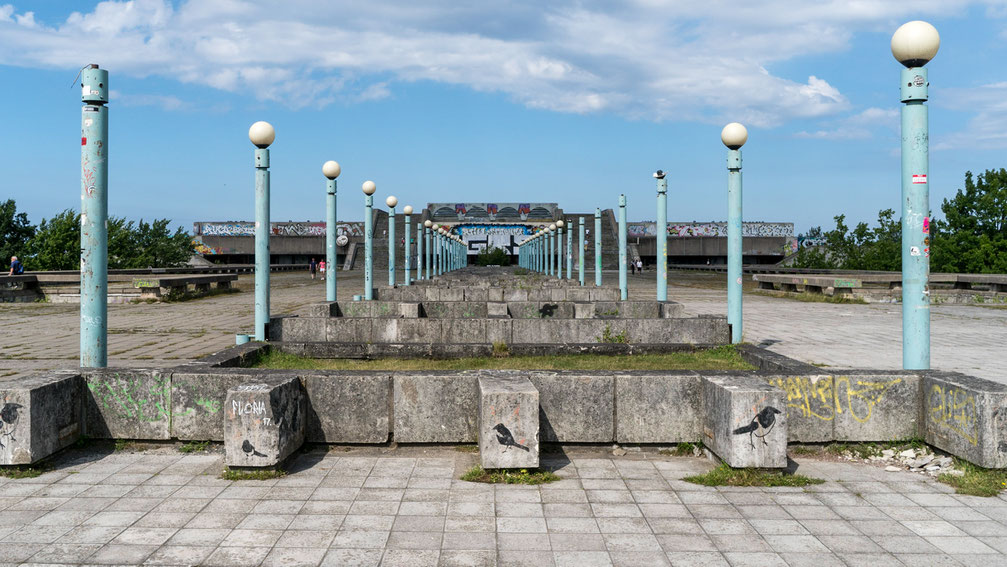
[0, 445, 1005, 566]
[2, 270, 1005, 383]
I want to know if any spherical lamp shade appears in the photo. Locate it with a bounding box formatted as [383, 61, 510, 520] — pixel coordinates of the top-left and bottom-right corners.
[556, 220, 565, 228]
[248, 121, 275, 148]
[322, 160, 341, 179]
[386, 196, 398, 208]
[403, 205, 413, 215]
[362, 180, 376, 195]
[424, 220, 433, 228]
[721, 123, 748, 149]
[891, 21, 940, 68]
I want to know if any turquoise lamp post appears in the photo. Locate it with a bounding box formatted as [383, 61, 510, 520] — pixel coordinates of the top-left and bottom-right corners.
[80, 64, 109, 366]
[322, 160, 341, 302]
[362, 180, 376, 299]
[250, 121, 275, 341]
[403, 205, 413, 285]
[722, 122, 748, 344]
[655, 170, 668, 301]
[386, 195, 398, 287]
[618, 194, 627, 300]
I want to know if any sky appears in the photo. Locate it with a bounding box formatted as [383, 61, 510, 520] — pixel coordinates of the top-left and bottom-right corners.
[3, 1, 1007, 236]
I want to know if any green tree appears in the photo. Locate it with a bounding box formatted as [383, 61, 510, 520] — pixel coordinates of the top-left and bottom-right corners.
[29, 209, 80, 270]
[0, 199, 35, 270]
[476, 245, 510, 266]
[127, 219, 192, 268]
[931, 169, 1007, 274]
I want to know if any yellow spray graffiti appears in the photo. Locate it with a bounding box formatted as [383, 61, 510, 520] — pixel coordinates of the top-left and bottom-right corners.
[928, 384, 978, 446]
[767, 376, 902, 424]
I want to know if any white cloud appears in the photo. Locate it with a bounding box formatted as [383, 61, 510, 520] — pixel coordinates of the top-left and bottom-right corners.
[935, 82, 1007, 149]
[795, 107, 898, 140]
[0, 0, 990, 125]
[110, 90, 185, 111]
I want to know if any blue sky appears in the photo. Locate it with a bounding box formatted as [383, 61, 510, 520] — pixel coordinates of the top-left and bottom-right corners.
[3, 1, 1007, 236]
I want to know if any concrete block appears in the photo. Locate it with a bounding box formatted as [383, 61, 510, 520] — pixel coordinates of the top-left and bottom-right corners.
[616, 373, 702, 443]
[423, 302, 487, 319]
[487, 288, 504, 302]
[923, 372, 1007, 468]
[302, 373, 390, 443]
[372, 319, 399, 343]
[84, 369, 174, 439]
[0, 372, 83, 464]
[567, 288, 592, 302]
[703, 375, 787, 468]
[398, 319, 440, 343]
[660, 301, 685, 318]
[399, 302, 420, 318]
[398, 286, 425, 303]
[479, 374, 539, 469]
[308, 302, 340, 318]
[326, 319, 373, 343]
[224, 377, 305, 467]
[444, 320, 486, 344]
[487, 302, 509, 318]
[394, 373, 478, 442]
[590, 288, 620, 302]
[340, 302, 373, 318]
[502, 289, 529, 302]
[486, 319, 513, 345]
[549, 288, 568, 302]
[531, 372, 614, 442]
[574, 303, 594, 319]
[271, 316, 325, 343]
[171, 371, 261, 440]
[437, 288, 465, 302]
[465, 288, 489, 302]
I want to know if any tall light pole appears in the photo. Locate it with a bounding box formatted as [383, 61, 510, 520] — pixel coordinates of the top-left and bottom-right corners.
[362, 180, 376, 300]
[594, 208, 602, 287]
[386, 195, 398, 287]
[416, 214, 424, 280]
[80, 64, 109, 367]
[323, 161, 341, 302]
[618, 194, 627, 300]
[403, 205, 413, 285]
[566, 219, 572, 279]
[893, 21, 939, 370]
[556, 220, 565, 279]
[249, 121, 275, 341]
[548, 224, 556, 276]
[424, 220, 433, 279]
[655, 170, 668, 302]
[578, 217, 585, 286]
[722, 122, 748, 344]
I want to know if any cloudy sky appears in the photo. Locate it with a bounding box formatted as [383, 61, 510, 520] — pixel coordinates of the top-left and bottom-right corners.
[3, 0, 1007, 234]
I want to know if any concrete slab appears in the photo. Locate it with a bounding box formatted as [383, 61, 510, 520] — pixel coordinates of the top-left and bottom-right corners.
[302, 373, 390, 443]
[84, 369, 174, 439]
[703, 374, 787, 468]
[615, 373, 702, 444]
[0, 371, 82, 464]
[393, 373, 478, 443]
[224, 377, 305, 467]
[923, 371, 1007, 469]
[531, 372, 614, 443]
[478, 374, 539, 469]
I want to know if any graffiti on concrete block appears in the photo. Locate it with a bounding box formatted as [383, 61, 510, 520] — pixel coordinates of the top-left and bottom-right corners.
[493, 423, 529, 452]
[0, 402, 22, 451]
[194, 221, 364, 238]
[627, 222, 794, 238]
[88, 374, 194, 422]
[732, 406, 781, 449]
[768, 376, 902, 423]
[928, 384, 978, 446]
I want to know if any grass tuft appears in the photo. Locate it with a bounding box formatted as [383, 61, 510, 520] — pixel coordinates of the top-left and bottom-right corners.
[179, 440, 210, 453]
[454, 445, 480, 453]
[253, 345, 754, 372]
[461, 466, 561, 485]
[938, 459, 1007, 497]
[684, 463, 824, 488]
[0, 465, 47, 479]
[220, 468, 286, 481]
[660, 442, 701, 457]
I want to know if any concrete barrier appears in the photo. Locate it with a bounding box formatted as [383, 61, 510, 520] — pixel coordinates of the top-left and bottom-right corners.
[393, 373, 478, 443]
[479, 375, 539, 469]
[224, 377, 305, 468]
[84, 369, 174, 439]
[0, 372, 82, 464]
[703, 374, 787, 468]
[923, 372, 1007, 469]
[616, 372, 702, 443]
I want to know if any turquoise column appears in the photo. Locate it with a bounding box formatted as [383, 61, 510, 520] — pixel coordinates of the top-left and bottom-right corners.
[557, 223, 564, 278]
[618, 195, 627, 300]
[403, 206, 412, 285]
[323, 161, 340, 302]
[362, 181, 376, 299]
[424, 221, 432, 279]
[655, 171, 668, 301]
[722, 123, 748, 344]
[249, 121, 275, 341]
[547, 226, 554, 276]
[578, 217, 585, 286]
[387, 197, 397, 287]
[892, 21, 939, 370]
[594, 209, 602, 287]
[80, 64, 109, 367]
[566, 221, 572, 279]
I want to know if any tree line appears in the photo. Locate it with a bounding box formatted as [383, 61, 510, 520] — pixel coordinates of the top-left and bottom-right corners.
[1, 200, 192, 272]
[791, 169, 1007, 274]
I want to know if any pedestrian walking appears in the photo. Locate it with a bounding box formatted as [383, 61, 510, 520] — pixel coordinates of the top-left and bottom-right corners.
[319, 260, 326, 281]
[629, 259, 635, 275]
[636, 259, 643, 273]
[309, 258, 317, 280]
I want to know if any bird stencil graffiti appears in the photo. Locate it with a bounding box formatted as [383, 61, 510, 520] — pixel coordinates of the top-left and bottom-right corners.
[0, 402, 22, 450]
[241, 440, 267, 458]
[732, 406, 781, 449]
[493, 423, 529, 452]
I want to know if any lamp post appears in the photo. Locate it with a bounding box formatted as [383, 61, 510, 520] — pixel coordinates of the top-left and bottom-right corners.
[594, 208, 602, 287]
[548, 224, 556, 276]
[722, 122, 748, 344]
[556, 220, 565, 279]
[566, 219, 572, 279]
[424, 220, 433, 279]
[323, 161, 340, 302]
[416, 214, 423, 281]
[403, 205, 413, 285]
[386, 196, 398, 287]
[618, 194, 627, 300]
[655, 170, 668, 302]
[249, 121, 275, 341]
[579, 217, 585, 286]
[431, 224, 440, 277]
[362, 180, 376, 300]
[80, 64, 109, 367]
[892, 20, 939, 370]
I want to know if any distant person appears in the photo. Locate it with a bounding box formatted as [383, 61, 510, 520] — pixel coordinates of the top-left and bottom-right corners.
[8, 256, 23, 276]
[309, 258, 317, 280]
[629, 259, 635, 274]
[319, 260, 326, 281]
[636, 260, 642, 273]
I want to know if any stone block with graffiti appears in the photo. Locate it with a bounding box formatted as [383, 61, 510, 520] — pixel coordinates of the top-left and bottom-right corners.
[224, 377, 305, 468]
[84, 369, 178, 439]
[0, 372, 82, 465]
[478, 374, 539, 469]
[703, 375, 787, 468]
[766, 372, 920, 443]
[171, 370, 290, 441]
[923, 371, 1007, 469]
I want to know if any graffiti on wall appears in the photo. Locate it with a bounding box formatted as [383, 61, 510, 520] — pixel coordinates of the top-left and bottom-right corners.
[429, 202, 557, 221]
[627, 222, 794, 238]
[195, 222, 364, 238]
[453, 223, 550, 255]
[768, 376, 903, 424]
[928, 384, 978, 446]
